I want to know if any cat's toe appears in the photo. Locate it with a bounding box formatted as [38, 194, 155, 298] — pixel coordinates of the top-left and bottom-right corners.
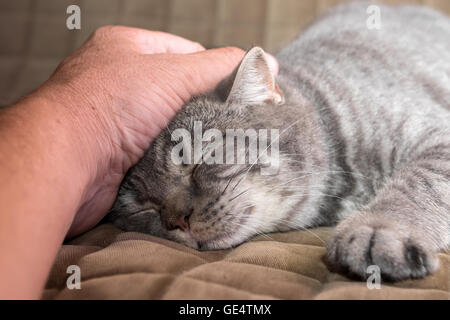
[327, 225, 375, 276]
[403, 240, 438, 279]
[363, 228, 438, 281]
[327, 219, 439, 281]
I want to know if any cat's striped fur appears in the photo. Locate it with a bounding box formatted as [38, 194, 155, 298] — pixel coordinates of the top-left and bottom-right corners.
[109, 2, 450, 281]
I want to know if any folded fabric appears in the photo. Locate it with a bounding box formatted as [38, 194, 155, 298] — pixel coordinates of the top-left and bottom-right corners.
[43, 224, 449, 299]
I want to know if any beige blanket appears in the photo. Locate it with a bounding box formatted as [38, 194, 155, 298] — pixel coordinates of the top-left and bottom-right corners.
[43, 224, 449, 299]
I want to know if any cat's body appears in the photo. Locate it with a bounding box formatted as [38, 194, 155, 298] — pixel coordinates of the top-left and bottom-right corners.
[110, 2, 450, 281]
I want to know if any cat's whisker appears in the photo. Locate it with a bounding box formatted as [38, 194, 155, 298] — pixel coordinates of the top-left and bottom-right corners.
[232, 119, 302, 192]
[270, 189, 355, 207]
[221, 176, 235, 195]
[267, 174, 316, 191]
[164, 123, 173, 136]
[274, 219, 326, 245]
[230, 213, 326, 245]
[229, 188, 251, 202]
[282, 158, 371, 180]
[241, 212, 327, 245]
[226, 219, 276, 242]
[231, 175, 247, 192]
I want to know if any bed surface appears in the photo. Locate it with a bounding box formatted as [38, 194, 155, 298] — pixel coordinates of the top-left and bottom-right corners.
[43, 224, 449, 299]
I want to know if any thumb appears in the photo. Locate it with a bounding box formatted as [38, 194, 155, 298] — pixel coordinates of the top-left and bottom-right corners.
[182, 47, 245, 95]
[180, 47, 279, 96]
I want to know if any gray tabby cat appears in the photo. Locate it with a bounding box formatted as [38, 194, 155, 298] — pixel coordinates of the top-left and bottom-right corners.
[109, 2, 450, 281]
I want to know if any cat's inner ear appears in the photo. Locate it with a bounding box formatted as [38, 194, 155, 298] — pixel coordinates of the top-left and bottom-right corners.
[218, 47, 284, 106]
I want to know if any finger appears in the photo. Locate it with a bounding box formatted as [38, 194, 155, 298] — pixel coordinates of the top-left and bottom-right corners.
[179, 47, 246, 95]
[179, 47, 279, 96]
[136, 31, 205, 54]
[96, 26, 205, 54]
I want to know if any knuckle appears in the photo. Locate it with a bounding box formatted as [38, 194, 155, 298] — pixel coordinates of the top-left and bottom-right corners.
[93, 25, 117, 39]
[224, 46, 245, 56]
[193, 41, 204, 50]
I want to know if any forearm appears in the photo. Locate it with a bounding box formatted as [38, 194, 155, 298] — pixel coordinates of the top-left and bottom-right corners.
[0, 92, 93, 299]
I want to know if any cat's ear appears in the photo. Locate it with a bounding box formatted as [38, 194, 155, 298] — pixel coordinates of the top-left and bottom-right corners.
[217, 47, 284, 106]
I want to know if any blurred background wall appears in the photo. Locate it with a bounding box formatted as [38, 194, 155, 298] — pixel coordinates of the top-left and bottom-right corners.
[1, 0, 449, 107]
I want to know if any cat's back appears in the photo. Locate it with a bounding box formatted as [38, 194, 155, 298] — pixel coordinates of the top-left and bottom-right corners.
[272, 2, 450, 211]
[278, 1, 450, 70]
[277, 1, 450, 115]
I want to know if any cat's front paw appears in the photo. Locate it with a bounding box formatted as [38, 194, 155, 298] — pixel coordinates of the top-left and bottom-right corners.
[327, 215, 439, 281]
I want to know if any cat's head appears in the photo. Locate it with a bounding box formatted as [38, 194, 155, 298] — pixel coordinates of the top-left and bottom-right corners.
[110, 47, 310, 250]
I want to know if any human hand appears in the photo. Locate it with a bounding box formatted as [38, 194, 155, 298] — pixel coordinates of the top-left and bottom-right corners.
[36, 26, 278, 237]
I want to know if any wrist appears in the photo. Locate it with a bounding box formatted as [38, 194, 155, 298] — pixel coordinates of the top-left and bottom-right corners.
[30, 80, 132, 237]
[35, 82, 116, 184]
[0, 91, 101, 297]
[21, 86, 114, 210]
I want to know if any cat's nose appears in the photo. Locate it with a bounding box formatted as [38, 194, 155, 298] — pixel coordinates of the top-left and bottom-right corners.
[173, 215, 190, 231]
[164, 208, 192, 231]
